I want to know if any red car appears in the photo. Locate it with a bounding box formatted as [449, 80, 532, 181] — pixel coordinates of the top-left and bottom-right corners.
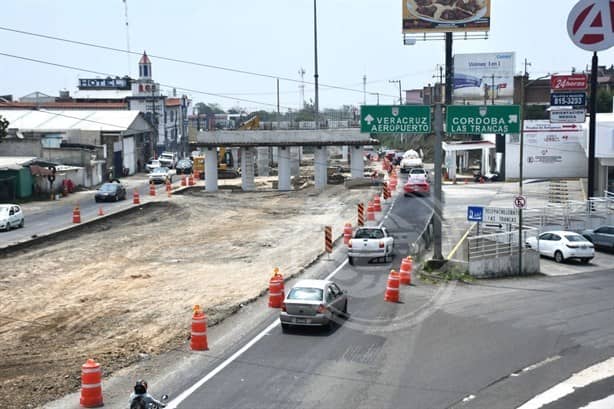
[404, 175, 430, 196]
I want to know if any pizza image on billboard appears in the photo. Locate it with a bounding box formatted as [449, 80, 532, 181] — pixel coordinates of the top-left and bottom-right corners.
[403, 0, 490, 33]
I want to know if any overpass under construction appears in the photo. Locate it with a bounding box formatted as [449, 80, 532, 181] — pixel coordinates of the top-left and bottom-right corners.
[189, 129, 378, 192]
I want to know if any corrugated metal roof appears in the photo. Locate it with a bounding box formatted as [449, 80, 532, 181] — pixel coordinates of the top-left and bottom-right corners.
[71, 89, 133, 100]
[0, 156, 37, 170]
[0, 109, 144, 132]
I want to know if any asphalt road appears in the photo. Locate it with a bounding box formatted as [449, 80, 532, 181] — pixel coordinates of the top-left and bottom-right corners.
[0, 176, 176, 248]
[158, 194, 614, 409]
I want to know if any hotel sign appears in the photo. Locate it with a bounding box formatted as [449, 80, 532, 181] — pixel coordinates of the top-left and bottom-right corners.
[78, 77, 131, 90]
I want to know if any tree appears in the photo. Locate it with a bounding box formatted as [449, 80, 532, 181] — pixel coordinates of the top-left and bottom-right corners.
[194, 102, 225, 115]
[0, 115, 8, 142]
[597, 88, 613, 113]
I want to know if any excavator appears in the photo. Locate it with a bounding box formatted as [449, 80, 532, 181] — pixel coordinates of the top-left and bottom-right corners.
[193, 115, 260, 179]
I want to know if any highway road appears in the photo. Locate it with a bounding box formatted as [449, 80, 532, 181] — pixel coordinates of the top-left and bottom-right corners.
[0, 175, 178, 248]
[145, 194, 614, 409]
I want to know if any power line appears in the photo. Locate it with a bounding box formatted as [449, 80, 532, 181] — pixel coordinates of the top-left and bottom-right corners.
[0, 51, 293, 110]
[0, 25, 396, 98]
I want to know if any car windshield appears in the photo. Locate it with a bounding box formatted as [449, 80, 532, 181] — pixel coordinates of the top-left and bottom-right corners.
[287, 287, 323, 301]
[354, 229, 384, 239]
[153, 167, 166, 173]
[565, 235, 587, 242]
[410, 169, 425, 174]
[161, 154, 173, 159]
[99, 184, 117, 192]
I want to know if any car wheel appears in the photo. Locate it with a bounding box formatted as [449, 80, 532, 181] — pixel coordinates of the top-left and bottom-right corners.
[348, 256, 354, 266]
[281, 323, 290, 333]
[169, 176, 173, 183]
[581, 258, 591, 264]
[342, 300, 348, 315]
[554, 251, 565, 263]
[115, 195, 119, 202]
[19, 218, 24, 228]
[324, 320, 333, 332]
[95, 198, 100, 203]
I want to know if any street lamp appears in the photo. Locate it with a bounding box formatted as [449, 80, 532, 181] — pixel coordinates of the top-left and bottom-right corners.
[389, 80, 402, 105]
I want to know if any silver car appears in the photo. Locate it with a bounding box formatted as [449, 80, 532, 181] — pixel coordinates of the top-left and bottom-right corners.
[280, 279, 348, 332]
[582, 226, 614, 250]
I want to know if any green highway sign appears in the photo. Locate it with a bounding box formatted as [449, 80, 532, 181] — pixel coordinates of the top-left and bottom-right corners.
[360, 105, 431, 134]
[446, 105, 521, 134]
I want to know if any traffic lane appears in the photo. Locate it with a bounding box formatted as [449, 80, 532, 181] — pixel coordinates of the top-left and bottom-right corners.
[175, 198, 437, 409]
[539, 248, 614, 276]
[0, 179, 173, 246]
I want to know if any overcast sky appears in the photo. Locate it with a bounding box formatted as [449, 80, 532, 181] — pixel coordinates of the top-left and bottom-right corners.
[1, 0, 613, 112]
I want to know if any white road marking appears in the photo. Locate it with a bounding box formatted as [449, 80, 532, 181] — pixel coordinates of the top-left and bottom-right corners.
[511, 355, 561, 377]
[462, 394, 476, 402]
[167, 190, 399, 408]
[579, 394, 614, 409]
[516, 356, 614, 409]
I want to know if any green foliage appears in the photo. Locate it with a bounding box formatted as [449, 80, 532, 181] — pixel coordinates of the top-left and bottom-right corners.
[0, 115, 8, 141]
[597, 88, 613, 113]
[194, 102, 225, 115]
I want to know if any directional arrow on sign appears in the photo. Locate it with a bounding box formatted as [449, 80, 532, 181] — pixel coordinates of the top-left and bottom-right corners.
[508, 115, 518, 124]
[364, 114, 374, 125]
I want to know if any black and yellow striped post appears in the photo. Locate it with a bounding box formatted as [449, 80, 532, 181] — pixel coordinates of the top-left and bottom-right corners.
[324, 226, 333, 258]
[357, 203, 365, 227]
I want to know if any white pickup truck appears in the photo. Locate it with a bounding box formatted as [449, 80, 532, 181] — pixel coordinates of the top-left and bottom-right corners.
[348, 227, 394, 265]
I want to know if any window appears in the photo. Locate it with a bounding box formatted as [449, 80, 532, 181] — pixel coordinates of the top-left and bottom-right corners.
[550, 234, 561, 241]
[539, 233, 551, 240]
[330, 283, 342, 297]
[325, 287, 335, 303]
[287, 287, 323, 301]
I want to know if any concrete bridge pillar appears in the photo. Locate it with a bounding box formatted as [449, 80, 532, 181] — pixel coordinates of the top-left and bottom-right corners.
[256, 147, 270, 177]
[205, 147, 218, 192]
[290, 147, 301, 176]
[241, 148, 256, 191]
[350, 146, 364, 179]
[314, 146, 328, 190]
[342, 145, 349, 162]
[278, 147, 291, 191]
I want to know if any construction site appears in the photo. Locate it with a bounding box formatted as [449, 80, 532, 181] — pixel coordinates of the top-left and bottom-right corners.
[0, 159, 381, 409]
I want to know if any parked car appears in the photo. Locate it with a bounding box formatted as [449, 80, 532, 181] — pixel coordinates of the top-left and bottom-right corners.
[404, 174, 430, 196]
[175, 159, 193, 175]
[148, 167, 172, 184]
[146, 159, 161, 173]
[280, 279, 348, 332]
[158, 152, 178, 169]
[95, 181, 127, 202]
[348, 227, 394, 265]
[0, 204, 24, 231]
[400, 149, 423, 172]
[581, 226, 614, 249]
[525, 231, 594, 263]
[409, 167, 429, 180]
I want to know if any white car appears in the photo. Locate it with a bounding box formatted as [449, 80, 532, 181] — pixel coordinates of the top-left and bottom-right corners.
[148, 167, 172, 184]
[0, 204, 24, 231]
[146, 159, 161, 173]
[400, 149, 423, 172]
[158, 152, 177, 169]
[525, 230, 594, 263]
[348, 227, 394, 265]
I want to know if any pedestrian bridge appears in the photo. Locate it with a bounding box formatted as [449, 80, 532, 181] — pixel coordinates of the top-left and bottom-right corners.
[189, 129, 378, 192]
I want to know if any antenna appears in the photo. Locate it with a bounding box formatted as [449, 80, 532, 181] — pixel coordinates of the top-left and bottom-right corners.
[298, 67, 306, 109]
[123, 0, 131, 76]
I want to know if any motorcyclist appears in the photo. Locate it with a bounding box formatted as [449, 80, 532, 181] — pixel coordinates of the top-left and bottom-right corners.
[129, 379, 166, 408]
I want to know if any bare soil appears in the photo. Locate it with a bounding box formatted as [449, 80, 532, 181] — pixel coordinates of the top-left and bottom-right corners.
[0, 184, 374, 409]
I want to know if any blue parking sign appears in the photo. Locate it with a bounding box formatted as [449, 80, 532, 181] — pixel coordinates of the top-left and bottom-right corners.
[467, 206, 484, 222]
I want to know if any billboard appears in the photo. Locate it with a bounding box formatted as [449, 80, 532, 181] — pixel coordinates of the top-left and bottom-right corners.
[453, 52, 515, 104]
[403, 0, 490, 33]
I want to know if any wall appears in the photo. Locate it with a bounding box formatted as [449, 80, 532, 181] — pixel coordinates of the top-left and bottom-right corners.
[469, 250, 540, 278]
[506, 121, 588, 179]
[0, 138, 41, 157]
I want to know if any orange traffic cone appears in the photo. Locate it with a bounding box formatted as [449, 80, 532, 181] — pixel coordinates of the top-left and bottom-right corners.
[373, 195, 382, 212]
[72, 204, 81, 224]
[367, 201, 375, 221]
[133, 189, 140, 204]
[80, 359, 103, 407]
[384, 270, 400, 303]
[188, 174, 195, 186]
[149, 182, 156, 196]
[181, 174, 187, 186]
[399, 257, 412, 285]
[268, 268, 284, 308]
[97, 207, 104, 217]
[190, 305, 208, 351]
[343, 222, 352, 246]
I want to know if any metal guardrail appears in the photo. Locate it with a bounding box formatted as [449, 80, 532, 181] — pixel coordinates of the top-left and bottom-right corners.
[468, 228, 538, 261]
[409, 215, 433, 261]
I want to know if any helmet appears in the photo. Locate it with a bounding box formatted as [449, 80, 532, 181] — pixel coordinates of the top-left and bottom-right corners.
[134, 379, 148, 395]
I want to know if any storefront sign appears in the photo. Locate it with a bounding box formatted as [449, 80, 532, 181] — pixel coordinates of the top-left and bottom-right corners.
[78, 78, 131, 90]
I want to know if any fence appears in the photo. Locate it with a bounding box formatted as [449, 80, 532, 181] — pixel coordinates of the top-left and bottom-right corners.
[409, 215, 433, 261]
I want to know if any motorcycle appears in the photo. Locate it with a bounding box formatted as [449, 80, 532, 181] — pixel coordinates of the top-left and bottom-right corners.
[130, 394, 169, 409]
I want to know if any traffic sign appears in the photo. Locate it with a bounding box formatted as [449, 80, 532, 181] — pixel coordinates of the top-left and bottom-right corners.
[550, 92, 586, 107]
[514, 195, 527, 209]
[483, 207, 518, 224]
[467, 206, 484, 222]
[568, 0, 614, 52]
[360, 105, 431, 134]
[446, 105, 521, 135]
[550, 109, 587, 124]
[551, 74, 588, 91]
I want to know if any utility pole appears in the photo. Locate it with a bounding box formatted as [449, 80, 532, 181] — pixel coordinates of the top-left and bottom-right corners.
[432, 65, 444, 103]
[518, 64, 527, 276]
[313, 0, 320, 130]
[491, 74, 495, 105]
[363, 74, 367, 105]
[123, 0, 131, 76]
[298, 67, 306, 109]
[389, 80, 402, 105]
[588, 52, 598, 197]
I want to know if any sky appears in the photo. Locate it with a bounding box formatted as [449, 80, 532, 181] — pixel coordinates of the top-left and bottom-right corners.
[1, 0, 613, 112]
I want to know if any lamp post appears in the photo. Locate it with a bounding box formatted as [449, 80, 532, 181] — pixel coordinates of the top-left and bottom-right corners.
[389, 79, 402, 105]
[313, 0, 320, 130]
[518, 70, 555, 274]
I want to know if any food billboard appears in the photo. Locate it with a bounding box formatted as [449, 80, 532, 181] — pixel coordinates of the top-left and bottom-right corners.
[402, 0, 491, 33]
